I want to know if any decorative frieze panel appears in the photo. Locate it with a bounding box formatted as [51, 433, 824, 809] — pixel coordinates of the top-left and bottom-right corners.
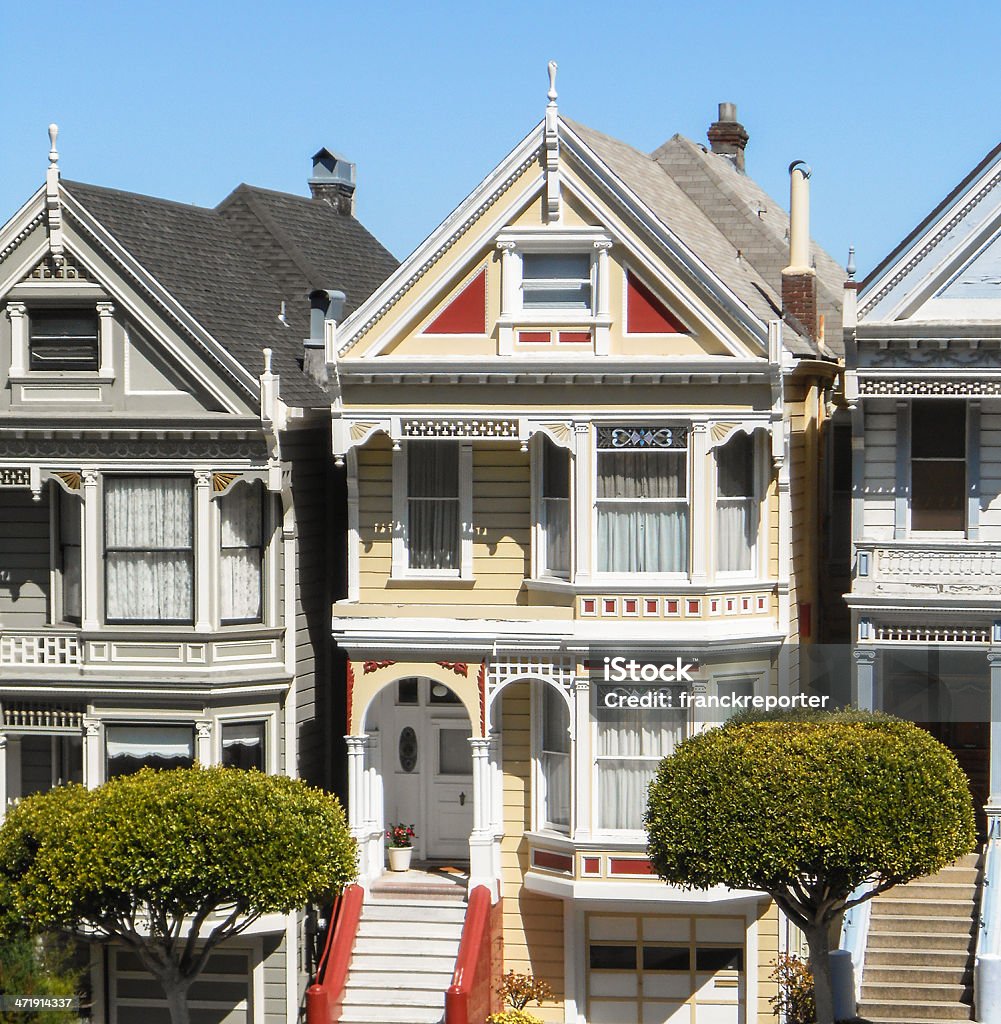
[857, 377, 1001, 397]
[855, 543, 1001, 595]
[0, 633, 81, 667]
[0, 438, 268, 460]
[596, 424, 689, 449]
[857, 344, 1001, 369]
[0, 468, 31, 488]
[578, 593, 771, 620]
[868, 624, 990, 644]
[401, 418, 519, 439]
[24, 252, 92, 282]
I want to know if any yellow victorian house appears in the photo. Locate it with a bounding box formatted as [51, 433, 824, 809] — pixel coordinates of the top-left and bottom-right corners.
[322, 73, 843, 1024]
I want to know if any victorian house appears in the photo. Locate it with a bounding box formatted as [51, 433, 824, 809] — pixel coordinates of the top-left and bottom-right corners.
[844, 141, 1001, 1024]
[0, 129, 396, 1022]
[322, 77, 843, 1024]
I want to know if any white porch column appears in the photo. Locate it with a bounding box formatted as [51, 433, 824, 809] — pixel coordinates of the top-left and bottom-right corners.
[346, 734, 382, 886]
[0, 735, 8, 820]
[497, 242, 517, 355]
[195, 720, 213, 765]
[81, 470, 100, 631]
[194, 472, 213, 632]
[96, 301, 115, 378]
[82, 718, 101, 789]
[572, 676, 592, 840]
[7, 302, 26, 377]
[594, 241, 611, 355]
[469, 735, 500, 899]
[853, 647, 877, 711]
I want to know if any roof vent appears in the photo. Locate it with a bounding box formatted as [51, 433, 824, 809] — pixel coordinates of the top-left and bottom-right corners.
[707, 102, 749, 173]
[309, 147, 356, 214]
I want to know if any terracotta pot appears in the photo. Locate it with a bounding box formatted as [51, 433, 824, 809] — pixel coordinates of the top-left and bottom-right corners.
[388, 845, 413, 872]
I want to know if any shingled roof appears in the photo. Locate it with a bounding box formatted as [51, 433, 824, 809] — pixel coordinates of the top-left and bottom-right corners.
[564, 118, 843, 358]
[62, 179, 398, 407]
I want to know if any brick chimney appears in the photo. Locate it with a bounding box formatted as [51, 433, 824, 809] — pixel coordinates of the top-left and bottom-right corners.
[707, 102, 749, 173]
[781, 160, 818, 340]
[309, 147, 356, 214]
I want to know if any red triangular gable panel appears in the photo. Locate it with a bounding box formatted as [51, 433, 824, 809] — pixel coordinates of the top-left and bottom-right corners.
[627, 270, 687, 334]
[423, 269, 486, 334]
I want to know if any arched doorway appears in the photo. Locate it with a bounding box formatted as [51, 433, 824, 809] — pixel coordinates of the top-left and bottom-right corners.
[366, 676, 475, 863]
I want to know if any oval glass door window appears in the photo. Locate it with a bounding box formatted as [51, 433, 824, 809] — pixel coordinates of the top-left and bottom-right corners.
[399, 727, 418, 773]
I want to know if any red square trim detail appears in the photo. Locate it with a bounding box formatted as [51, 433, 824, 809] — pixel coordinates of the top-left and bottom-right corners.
[687, 599, 701, 615]
[558, 331, 592, 344]
[609, 857, 656, 876]
[623, 598, 638, 615]
[582, 857, 601, 875]
[582, 598, 597, 615]
[665, 599, 679, 614]
[602, 598, 617, 615]
[518, 330, 551, 344]
[533, 849, 573, 872]
[644, 598, 659, 616]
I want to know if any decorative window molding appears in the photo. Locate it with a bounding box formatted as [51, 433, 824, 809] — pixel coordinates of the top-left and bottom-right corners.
[401, 417, 519, 439]
[596, 424, 689, 450]
[858, 376, 1001, 396]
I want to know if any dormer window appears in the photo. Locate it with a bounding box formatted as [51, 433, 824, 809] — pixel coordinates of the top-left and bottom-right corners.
[29, 309, 99, 371]
[522, 253, 592, 311]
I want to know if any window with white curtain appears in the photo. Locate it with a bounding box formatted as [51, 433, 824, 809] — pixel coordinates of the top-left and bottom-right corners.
[219, 481, 264, 623]
[540, 436, 570, 577]
[540, 684, 571, 831]
[221, 720, 266, 771]
[105, 724, 195, 778]
[596, 426, 689, 574]
[595, 694, 685, 830]
[59, 488, 82, 623]
[407, 441, 460, 571]
[105, 476, 194, 623]
[716, 431, 758, 573]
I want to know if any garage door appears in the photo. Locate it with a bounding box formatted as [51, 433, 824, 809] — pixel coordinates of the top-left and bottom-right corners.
[586, 914, 745, 1024]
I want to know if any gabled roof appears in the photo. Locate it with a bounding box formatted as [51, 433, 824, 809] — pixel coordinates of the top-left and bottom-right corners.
[60, 178, 398, 407]
[651, 134, 845, 356]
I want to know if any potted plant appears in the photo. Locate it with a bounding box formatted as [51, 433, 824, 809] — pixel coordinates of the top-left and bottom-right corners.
[486, 970, 554, 1024]
[386, 823, 416, 871]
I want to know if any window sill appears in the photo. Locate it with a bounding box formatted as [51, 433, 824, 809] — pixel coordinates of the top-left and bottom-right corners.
[8, 371, 115, 384]
[386, 574, 476, 587]
[525, 577, 776, 595]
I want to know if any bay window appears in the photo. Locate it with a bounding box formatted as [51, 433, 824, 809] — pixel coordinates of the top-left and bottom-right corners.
[596, 426, 689, 574]
[540, 436, 570, 577]
[595, 693, 685, 830]
[105, 476, 194, 624]
[716, 431, 758, 572]
[219, 481, 264, 623]
[105, 724, 195, 778]
[540, 684, 571, 831]
[221, 721, 266, 771]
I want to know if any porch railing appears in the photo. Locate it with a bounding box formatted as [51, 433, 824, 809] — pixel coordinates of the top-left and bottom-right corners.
[977, 815, 1001, 1023]
[854, 541, 1001, 594]
[305, 883, 364, 1024]
[0, 633, 81, 667]
[445, 885, 502, 1024]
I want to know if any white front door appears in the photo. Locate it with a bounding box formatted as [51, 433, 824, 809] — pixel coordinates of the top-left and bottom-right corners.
[425, 722, 474, 859]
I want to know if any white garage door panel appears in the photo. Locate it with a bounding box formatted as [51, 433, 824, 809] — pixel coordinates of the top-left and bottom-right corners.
[590, 999, 641, 1024]
[641, 1002, 690, 1024]
[642, 974, 694, 999]
[589, 972, 639, 997]
[695, 1003, 740, 1024]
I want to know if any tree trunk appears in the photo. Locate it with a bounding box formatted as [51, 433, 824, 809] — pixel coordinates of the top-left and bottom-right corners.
[159, 976, 192, 1024]
[802, 921, 836, 1024]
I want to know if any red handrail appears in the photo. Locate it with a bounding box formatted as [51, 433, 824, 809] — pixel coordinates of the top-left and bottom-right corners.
[305, 883, 365, 1024]
[445, 886, 503, 1024]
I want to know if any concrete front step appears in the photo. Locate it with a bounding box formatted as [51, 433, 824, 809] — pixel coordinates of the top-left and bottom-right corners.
[343, 985, 453, 1008]
[354, 935, 461, 957]
[869, 913, 975, 934]
[347, 970, 454, 990]
[864, 965, 972, 986]
[353, 952, 457, 973]
[866, 948, 972, 968]
[362, 901, 466, 923]
[358, 919, 467, 939]
[858, 999, 973, 1021]
[861, 981, 971, 1003]
[340, 1009, 442, 1024]
[879, 882, 977, 901]
[870, 898, 976, 918]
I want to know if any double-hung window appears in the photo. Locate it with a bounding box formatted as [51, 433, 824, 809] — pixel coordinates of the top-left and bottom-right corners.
[911, 400, 966, 532]
[716, 431, 758, 572]
[540, 436, 571, 577]
[29, 309, 99, 371]
[407, 441, 461, 572]
[596, 425, 689, 574]
[105, 476, 194, 624]
[219, 481, 265, 623]
[59, 489, 82, 623]
[522, 253, 592, 311]
[221, 720, 267, 771]
[105, 724, 195, 779]
[540, 685, 571, 831]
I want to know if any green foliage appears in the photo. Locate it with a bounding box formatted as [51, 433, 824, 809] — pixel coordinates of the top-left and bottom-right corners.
[0, 934, 82, 1023]
[0, 767, 356, 939]
[645, 711, 975, 896]
[769, 953, 815, 1024]
[496, 969, 554, 1010]
[485, 1012, 544, 1024]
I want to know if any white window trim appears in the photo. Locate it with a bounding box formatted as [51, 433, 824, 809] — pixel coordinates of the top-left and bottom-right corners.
[907, 399, 970, 539]
[531, 434, 573, 581]
[214, 710, 278, 774]
[391, 440, 473, 579]
[7, 300, 116, 380]
[590, 424, 694, 583]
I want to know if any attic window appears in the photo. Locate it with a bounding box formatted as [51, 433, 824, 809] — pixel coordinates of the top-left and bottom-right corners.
[29, 310, 99, 371]
[522, 253, 592, 310]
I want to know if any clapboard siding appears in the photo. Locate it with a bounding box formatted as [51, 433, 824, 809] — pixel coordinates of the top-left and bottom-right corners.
[756, 901, 780, 1024]
[979, 401, 1001, 537]
[262, 933, 285, 1024]
[862, 403, 897, 538]
[0, 489, 50, 628]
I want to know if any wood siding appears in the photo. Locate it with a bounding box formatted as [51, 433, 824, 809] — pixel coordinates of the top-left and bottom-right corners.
[0, 488, 50, 629]
[862, 401, 897, 538]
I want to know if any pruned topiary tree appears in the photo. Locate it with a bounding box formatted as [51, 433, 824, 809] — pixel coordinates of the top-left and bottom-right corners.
[645, 710, 975, 1024]
[0, 767, 356, 1024]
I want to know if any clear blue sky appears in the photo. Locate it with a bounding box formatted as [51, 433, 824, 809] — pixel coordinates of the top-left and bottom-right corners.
[2, 1, 998, 279]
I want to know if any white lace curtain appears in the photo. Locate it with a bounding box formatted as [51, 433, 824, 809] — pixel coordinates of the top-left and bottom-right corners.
[596, 704, 684, 829]
[716, 432, 757, 572]
[219, 482, 263, 622]
[541, 684, 571, 829]
[408, 441, 460, 569]
[105, 477, 193, 622]
[597, 451, 688, 572]
[542, 437, 570, 575]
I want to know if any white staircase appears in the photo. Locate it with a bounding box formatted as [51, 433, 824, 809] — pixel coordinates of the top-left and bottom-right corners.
[339, 897, 466, 1024]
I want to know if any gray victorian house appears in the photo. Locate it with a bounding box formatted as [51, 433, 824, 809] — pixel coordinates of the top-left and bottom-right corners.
[0, 128, 396, 1022]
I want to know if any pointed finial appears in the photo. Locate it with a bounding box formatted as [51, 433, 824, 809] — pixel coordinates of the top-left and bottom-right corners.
[48, 124, 59, 167]
[547, 61, 558, 105]
[847, 245, 856, 281]
[263, 347, 273, 374]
